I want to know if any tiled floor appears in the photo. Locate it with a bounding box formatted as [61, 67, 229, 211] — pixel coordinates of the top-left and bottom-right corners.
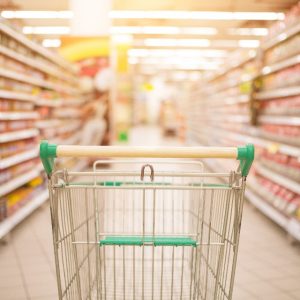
[1, 126, 300, 299]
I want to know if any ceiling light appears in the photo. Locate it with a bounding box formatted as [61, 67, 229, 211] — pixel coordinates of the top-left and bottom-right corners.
[143, 26, 180, 34]
[111, 34, 133, 44]
[110, 27, 142, 34]
[137, 38, 259, 48]
[1, 10, 73, 19]
[109, 10, 284, 21]
[228, 28, 269, 36]
[128, 49, 228, 58]
[182, 27, 218, 35]
[212, 40, 238, 48]
[111, 26, 217, 35]
[238, 40, 260, 48]
[163, 63, 219, 70]
[143, 39, 211, 47]
[133, 57, 223, 65]
[23, 26, 70, 35]
[42, 39, 61, 48]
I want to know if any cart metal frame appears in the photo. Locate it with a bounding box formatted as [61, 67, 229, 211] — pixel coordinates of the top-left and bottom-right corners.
[40, 142, 254, 300]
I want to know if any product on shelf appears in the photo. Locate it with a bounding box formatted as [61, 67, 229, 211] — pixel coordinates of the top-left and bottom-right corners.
[261, 123, 300, 136]
[259, 149, 300, 182]
[0, 158, 39, 184]
[188, 1, 300, 240]
[263, 1, 300, 42]
[1, 176, 45, 221]
[251, 173, 300, 219]
[260, 95, 300, 115]
[262, 63, 300, 90]
[0, 137, 37, 158]
[265, 35, 300, 64]
[0, 21, 84, 236]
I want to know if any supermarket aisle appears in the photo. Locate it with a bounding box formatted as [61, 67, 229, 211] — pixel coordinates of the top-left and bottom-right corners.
[0, 126, 300, 300]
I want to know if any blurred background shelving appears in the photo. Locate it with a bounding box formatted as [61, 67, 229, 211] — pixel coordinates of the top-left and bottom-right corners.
[187, 3, 300, 241]
[0, 19, 110, 238]
[1, 0, 299, 242]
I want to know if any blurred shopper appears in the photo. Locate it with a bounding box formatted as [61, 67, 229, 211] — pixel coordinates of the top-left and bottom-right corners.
[80, 98, 107, 145]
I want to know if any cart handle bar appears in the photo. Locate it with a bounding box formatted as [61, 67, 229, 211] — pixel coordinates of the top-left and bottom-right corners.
[39, 141, 254, 177]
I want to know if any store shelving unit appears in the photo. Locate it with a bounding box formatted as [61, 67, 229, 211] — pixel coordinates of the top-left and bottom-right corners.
[0, 190, 48, 239]
[0, 148, 39, 169]
[0, 21, 87, 238]
[188, 7, 300, 241]
[0, 129, 39, 143]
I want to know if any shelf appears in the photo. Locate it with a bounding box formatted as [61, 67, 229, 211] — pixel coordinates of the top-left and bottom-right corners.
[35, 98, 62, 107]
[262, 22, 300, 50]
[0, 166, 42, 197]
[0, 128, 39, 143]
[255, 163, 300, 194]
[0, 190, 48, 239]
[198, 115, 250, 123]
[36, 119, 61, 129]
[195, 125, 300, 158]
[0, 111, 39, 120]
[0, 67, 56, 90]
[0, 90, 38, 102]
[0, 22, 74, 74]
[207, 52, 256, 82]
[0, 68, 78, 95]
[260, 160, 300, 183]
[245, 188, 288, 229]
[54, 109, 81, 118]
[193, 94, 249, 107]
[255, 86, 300, 100]
[261, 54, 300, 76]
[258, 115, 300, 126]
[0, 148, 39, 169]
[245, 188, 300, 241]
[0, 45, 77, 85]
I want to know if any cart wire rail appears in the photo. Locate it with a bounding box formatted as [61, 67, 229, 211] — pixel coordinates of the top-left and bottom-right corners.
[40, 142, 254, 300]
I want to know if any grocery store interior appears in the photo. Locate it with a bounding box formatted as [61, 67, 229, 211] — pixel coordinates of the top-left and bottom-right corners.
[1, 0, 300, 299]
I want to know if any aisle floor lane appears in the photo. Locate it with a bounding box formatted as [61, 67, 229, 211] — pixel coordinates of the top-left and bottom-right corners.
[0, 126, 299, 299]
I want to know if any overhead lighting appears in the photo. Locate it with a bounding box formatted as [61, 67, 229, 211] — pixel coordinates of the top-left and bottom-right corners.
[23, 26, 70, 35]
[182, 27, 218, 35]
[42, 39, 61, 48]
[212, 40, 238, 48]
[161, 63, 219, 70]
[111, 26, 217, 35]
[131, 57, 223, 65]
[238, 40, 260, 48]
[128, 49, 228, 58]
[228, 28, 269, 36]
[137, 38, 259, 48]
[111, 34, 133, 44]
[111, 27, 143, 34]
[110, 10, 284, 21]
[143, 38, 211, 47]
[1, 10, 73, 19]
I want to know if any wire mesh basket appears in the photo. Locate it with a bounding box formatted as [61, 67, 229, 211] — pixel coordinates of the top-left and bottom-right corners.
[41, 142, 254, 300]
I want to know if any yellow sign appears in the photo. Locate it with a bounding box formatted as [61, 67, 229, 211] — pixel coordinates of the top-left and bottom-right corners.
[142, 82, 154, 91]
[59, 37, 109, 62]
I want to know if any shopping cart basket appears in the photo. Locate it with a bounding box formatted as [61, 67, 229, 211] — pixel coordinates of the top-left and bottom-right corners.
[40, 141, 254, 300]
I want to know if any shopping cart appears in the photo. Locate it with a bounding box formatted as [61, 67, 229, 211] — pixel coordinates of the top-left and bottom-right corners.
[40, 141, 254, 300]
